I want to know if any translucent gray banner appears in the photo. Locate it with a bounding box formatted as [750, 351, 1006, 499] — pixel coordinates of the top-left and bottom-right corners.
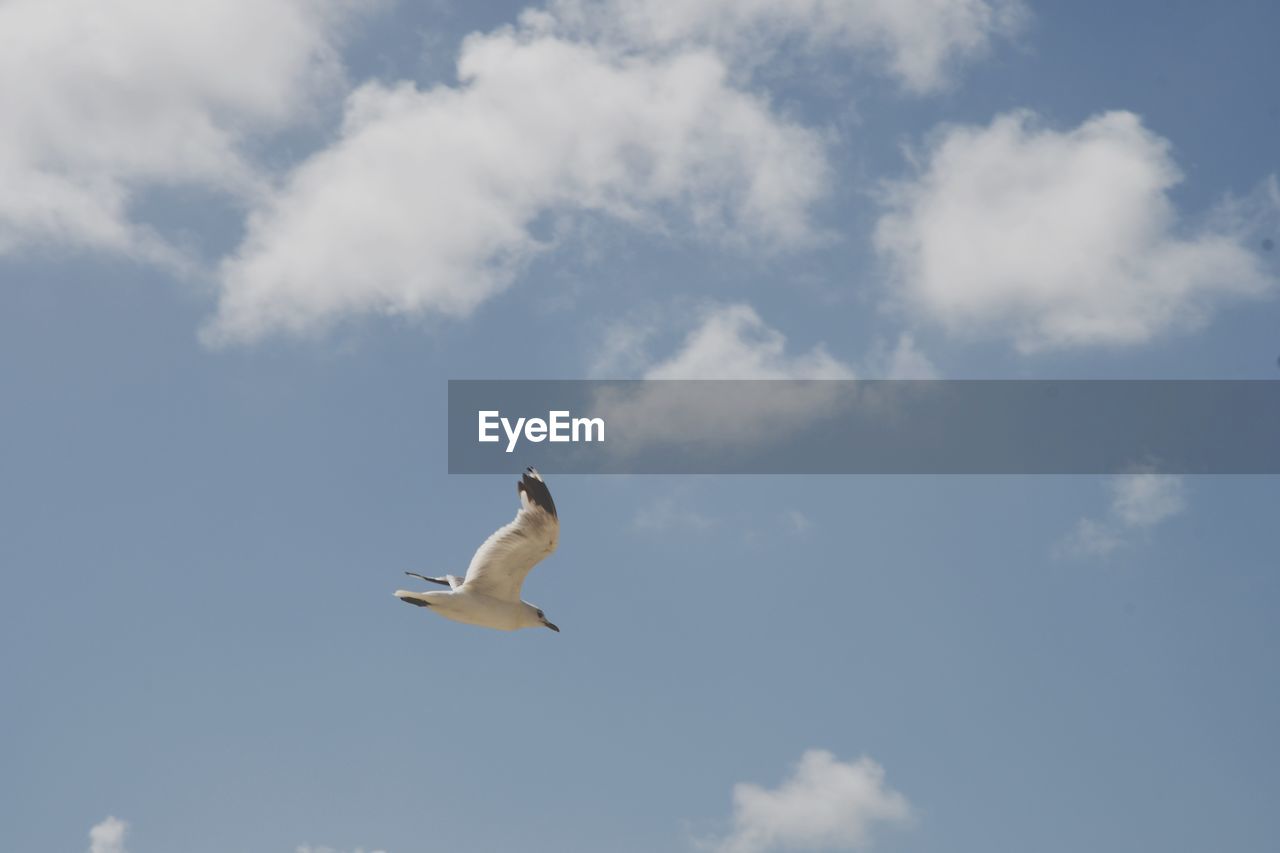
[447, 380, 1280, 474]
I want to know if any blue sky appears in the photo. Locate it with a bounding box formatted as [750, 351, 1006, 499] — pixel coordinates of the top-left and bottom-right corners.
[1, 2, 1278, 852]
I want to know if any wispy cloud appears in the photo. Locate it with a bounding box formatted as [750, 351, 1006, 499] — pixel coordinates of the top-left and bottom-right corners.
[88, 817, 128, 853]
[699, 750, 911, 853]
[590, 310, 667, 378]
[862, 333, 940, 379]
[643, 304, 856, 381]
[547, 0, 1028, 93]
[594, 302, 940, 381]
[591, 304, 859, 455]
[876, 110, 1275, 352]
[589, 302, 943, 459]
[83, 818, 388, 853]
[1110, 472, 1188, 528]
[783, 509, 815, 536]
[1058, 473, 1188, 558]
[633, 495, 717, 533]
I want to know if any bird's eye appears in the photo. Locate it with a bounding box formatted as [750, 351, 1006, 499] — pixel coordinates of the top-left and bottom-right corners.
[536, 609, 544, 618]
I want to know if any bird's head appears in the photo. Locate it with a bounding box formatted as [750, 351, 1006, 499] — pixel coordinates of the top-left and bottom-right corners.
[525, 603, 560, 633]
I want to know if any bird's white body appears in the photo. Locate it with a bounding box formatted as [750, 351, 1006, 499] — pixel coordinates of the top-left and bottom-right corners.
[395, 468, 561, 633]
[405, 589, 542, 631]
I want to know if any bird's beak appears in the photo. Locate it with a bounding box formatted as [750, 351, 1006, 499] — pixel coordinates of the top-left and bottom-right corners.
[544, 620, 560, 633]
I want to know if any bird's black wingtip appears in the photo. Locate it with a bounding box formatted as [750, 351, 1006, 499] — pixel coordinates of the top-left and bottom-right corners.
[517, 467, 557, 518]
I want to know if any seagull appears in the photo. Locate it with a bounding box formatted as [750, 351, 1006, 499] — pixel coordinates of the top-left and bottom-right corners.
[395, 467, 561, 633]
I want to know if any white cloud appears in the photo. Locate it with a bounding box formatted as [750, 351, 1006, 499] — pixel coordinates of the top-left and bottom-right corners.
[644, 304, 856, 380]
[6, 1, 1030, 342]
[1058, 473, 1187, 558]
[591, 303, 857, 454]
[702, 750, 910, 853]
[208, 28, 829, 343]
[545, 0, 1027, 93]
[88, 817, 128, 853]
[875, 110, 1275, 352]
[0, 0, 356, 260]
[589, 303, 945, 458]
[1110, 472, 1186, 528]
[863, 332, 940, 378]
[595, 303, 941, 380]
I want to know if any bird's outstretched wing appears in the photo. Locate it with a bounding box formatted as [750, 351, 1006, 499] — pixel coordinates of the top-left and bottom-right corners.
[460, 467, 559, 602]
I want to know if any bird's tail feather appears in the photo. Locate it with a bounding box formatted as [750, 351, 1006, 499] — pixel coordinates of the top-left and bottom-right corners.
[405, 571, 451, 587]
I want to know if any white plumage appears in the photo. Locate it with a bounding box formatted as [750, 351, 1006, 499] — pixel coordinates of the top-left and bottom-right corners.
[394, 467, 561, 632]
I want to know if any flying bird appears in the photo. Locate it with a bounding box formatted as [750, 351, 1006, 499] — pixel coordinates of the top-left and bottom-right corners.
[395, 467, 561, 632]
